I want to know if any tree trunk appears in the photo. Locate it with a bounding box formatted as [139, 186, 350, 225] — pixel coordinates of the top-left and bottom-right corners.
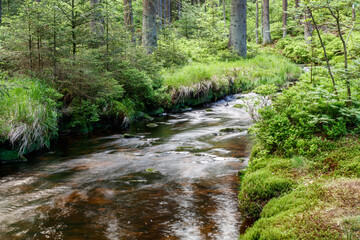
[295, 0, 299, 8]
[177, 0, 181, 20]
[304, 8, 312, 44]
[167, 0, 171, 25]
[222, 0, 226, 29]
[262, 0, 271, 44]
[308, 8, 338, 97]
[0, 0, 2, 24]
[229, 0, 247, 57]
[124, 0, 134, 32]
[142, 0, 157, 53]
[255, 0, 259, 44]
[282, 0, 287, 38]
[329, 7, 351, 104]
[157, 0, 163, 27]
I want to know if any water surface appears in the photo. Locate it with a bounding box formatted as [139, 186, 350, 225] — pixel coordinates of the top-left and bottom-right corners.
[0, 93, 255, 240]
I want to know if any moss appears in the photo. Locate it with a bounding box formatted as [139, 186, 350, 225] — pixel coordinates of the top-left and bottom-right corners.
[239, 168, 294, 218]
[241, 139, 360, 240]
[146, 123, 158, 128]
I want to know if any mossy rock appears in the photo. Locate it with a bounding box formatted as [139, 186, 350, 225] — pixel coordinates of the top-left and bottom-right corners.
[123, 133, 137, 139]
[220, 127, 246, 133]
[205, 108, 213, 112]
[146, 123, 158, 128]
[233, 104, 244, 108]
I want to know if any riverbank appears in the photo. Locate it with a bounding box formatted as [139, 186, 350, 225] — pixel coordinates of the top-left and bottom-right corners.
[240, 139, 360, 239]
[239, 71, 360, 239]
[0, 54, 300, 162]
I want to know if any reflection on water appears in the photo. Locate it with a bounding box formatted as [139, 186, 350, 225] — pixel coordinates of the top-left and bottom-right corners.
[0, 93, 256, 240]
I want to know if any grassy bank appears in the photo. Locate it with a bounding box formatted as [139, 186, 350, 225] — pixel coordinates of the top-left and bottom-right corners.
[0, 76, 61, 161]
[163, 54, 301, 108]
[239, 71, 360, 239]
[240, 139, 360, 239]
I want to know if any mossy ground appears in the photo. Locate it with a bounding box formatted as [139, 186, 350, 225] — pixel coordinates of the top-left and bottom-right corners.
[240, 138, 360, 240]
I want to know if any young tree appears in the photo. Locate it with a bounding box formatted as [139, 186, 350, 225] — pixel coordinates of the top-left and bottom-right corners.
[142, 0, 158, 53]
[304, 8, 312, 44]
[262, 0, 271, 44]
[229, 0, 247, 57]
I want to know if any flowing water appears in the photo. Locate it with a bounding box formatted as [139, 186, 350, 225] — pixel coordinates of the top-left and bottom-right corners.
[0, 93, 255, 240]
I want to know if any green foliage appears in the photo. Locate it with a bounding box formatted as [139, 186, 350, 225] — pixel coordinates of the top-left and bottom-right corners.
[250, 75, 360, 157]
[0, 75, 61, 155]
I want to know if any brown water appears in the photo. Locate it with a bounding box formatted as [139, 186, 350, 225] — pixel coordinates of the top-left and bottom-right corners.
[0, 93, 255, 240]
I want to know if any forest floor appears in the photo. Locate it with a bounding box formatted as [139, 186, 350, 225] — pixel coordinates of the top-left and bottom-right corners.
[240, 138, 360, 239]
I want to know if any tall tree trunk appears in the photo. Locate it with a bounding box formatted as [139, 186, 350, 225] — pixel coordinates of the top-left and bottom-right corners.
[222, 0, 226, 29]
[167, 0, 171, 24]
[262, 0, 271, 44]
[162, 0, 166, 25]
[157, 0, 163, 27]
[0, 0, 2, 24]
[304, 8, 312, 44]
[229, 0, 247, 57]
[177, 0, 181, 19]
[71, 0, 76, 63]
[282, 0, 287, 38]
[255, 0, 259, 44]
[124, 0, 134, 32]
[142, 0, 157, 53]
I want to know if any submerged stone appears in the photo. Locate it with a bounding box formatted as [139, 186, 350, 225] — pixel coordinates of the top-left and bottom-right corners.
[146, 123, 158, 128]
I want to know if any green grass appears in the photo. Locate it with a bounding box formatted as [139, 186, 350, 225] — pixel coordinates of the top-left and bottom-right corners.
[0, 76, 61, 158]
[240, 139, 360, 240]
[163, 54, 301, 88]
[162, 54, 301, 106]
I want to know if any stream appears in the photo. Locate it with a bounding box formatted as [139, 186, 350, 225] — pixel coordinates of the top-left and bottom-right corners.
[0, 93, 255, 240]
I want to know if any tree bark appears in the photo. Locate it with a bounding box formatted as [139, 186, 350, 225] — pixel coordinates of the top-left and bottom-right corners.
[177, 0, 181, 20]
[124, 0, 134, 32]
[262, 0, 271, 44]
[167, 0, 171, 24]
[282, 0, 287, 38]
[255, 0, 259, 44]
[304, 8, 312, 44]
[0, 0, 2, 24]
[229, 0, 247, 57]
[222, 0, 226, 29]
[142, 0, 158, 53]
[295, 0, 299, 8]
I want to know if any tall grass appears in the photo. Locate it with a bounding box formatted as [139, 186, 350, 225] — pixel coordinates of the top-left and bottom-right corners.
[0, 76, 61, 155]
[162, 54, 301, 104]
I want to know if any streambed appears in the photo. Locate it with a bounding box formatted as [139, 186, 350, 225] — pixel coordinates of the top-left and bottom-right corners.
[0, 93, 255, 240]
